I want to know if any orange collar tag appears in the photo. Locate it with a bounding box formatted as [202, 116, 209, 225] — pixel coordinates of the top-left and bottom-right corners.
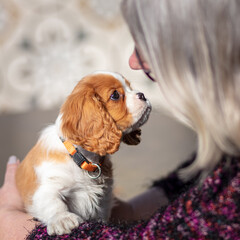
[60, 138, 99, 173]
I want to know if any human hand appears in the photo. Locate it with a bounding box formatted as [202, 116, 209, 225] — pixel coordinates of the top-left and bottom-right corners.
[0, 156, 24, 213]
[0, 156, 36, 240]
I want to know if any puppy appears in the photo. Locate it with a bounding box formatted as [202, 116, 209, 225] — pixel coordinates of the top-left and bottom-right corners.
[16, 71, 151, 235]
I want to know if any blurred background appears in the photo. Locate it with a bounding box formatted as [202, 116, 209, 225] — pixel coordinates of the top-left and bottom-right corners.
[0, 0, 196, 200]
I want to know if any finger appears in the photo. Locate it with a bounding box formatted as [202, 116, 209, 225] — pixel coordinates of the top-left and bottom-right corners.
[4, 156, 20, 186]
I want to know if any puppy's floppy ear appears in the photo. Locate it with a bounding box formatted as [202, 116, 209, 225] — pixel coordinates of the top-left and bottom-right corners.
[122, 129, 141, 145]
[61, 85, 122, 156]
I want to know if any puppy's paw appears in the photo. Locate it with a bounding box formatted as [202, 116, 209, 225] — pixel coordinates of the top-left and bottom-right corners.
[47, 212, 80, 236]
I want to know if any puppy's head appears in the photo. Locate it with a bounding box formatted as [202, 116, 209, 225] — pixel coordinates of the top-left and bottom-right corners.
[60, 71, 151, 156]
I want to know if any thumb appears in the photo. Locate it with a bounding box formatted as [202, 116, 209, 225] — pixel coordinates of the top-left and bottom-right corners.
[4, 156, 20, 187]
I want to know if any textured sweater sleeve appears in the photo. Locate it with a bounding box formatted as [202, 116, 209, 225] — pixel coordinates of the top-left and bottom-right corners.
[27, 157, 240, 240]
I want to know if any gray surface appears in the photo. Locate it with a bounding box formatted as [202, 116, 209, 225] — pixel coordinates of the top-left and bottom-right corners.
[0, 109, 196, 200]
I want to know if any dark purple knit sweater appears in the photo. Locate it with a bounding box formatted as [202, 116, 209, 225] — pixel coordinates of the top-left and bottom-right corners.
[27, 156, 240, 239]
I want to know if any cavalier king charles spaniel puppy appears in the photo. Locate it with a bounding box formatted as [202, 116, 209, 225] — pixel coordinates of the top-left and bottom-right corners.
[16, 71, 151, 236]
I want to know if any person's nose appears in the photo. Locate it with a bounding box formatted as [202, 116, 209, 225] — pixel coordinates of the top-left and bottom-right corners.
[129, 50, 143, 70]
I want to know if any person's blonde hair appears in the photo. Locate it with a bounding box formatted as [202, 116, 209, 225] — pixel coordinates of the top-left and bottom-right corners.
[122, 0, 240, 179]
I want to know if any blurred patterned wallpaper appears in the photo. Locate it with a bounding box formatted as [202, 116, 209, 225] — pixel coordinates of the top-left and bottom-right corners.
[0, 0, 160, 115]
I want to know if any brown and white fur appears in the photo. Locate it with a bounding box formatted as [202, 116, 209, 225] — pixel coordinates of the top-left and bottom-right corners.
[16, 71, 151, 235]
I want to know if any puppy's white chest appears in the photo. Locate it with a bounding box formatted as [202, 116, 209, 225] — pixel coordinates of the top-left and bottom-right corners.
[32, 160, 113, 224]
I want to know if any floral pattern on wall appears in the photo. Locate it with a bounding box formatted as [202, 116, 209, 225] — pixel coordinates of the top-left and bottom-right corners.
[0, 0, 160, 114]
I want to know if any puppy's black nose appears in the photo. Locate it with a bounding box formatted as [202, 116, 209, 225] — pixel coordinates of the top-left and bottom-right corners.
[136, 92, 146, 101]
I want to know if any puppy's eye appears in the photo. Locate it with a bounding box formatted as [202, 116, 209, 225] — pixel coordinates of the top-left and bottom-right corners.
[110, 90, 120, 101]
